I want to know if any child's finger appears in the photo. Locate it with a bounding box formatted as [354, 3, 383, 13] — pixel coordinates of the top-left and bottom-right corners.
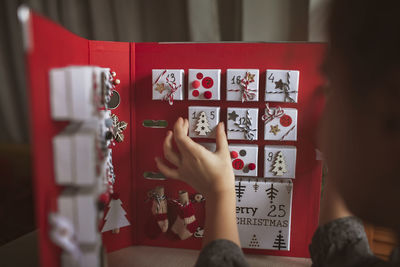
[163, 131, 180, 166]
[183, 118, 189, 135]
[215, 122, 229, 154]
[173, 117, 198, 154]
[155, 157, 180, 180]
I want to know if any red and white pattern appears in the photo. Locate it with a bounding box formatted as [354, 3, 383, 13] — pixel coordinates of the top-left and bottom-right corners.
[171, 201, 198, 240]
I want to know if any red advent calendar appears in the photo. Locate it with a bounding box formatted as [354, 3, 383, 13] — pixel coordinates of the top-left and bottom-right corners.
[22, 8, 326, 267]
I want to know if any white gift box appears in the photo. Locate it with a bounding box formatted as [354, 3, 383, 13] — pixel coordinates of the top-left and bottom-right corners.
[152, 69, 184, 101]
[236, 179, 293, 251]
[188, 69, 221, 100]
[265, 69, 299, 103]
[229, 144, 258, 177]
[263, 107, 298, 141]
[50, 66, 110, 121]
[226, 69, 259, 101]
[227, 107, 258, 141]
[264, 146, 297, 179]
[188, 106, 220, 138]
[53, 123, 97, 186]
[57, 189, 100, 245]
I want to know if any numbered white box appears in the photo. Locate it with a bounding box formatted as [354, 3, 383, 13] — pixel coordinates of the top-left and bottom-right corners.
[263, 106, 298, 141]
[188, 106, 220, 138]
[227, 107, 258, 141]
[188, 69, 221, 100]
[236, 179, 292, 250]
[264, 146, 296, 179]
[53, 123, 97, 186]
[152, 69, 184, 102]
[50, 66, 108, 121]
[226, 69, 259, 101]
[229, 144, 258, 177]
[265, 70, 299, 103]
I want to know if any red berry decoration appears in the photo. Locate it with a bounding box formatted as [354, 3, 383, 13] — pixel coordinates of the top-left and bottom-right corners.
[230, 151, 239, 159]
[192, 90, 200, 97]
[202, 77, 214, 89]
[99, 192, 110, 205]
[204, 91, 212, 99]
[196, 72, 203, 80]
[280, 115, 292, 127]
[192, 80, 200, 89]
[232, 159, 244, 170]
[248, 163, 256, 170]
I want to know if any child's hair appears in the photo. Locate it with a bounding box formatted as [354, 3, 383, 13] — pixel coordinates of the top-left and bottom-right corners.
[327, 0, 400, 93]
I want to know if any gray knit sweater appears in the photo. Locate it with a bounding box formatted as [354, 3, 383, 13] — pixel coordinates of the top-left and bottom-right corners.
[195, 216, 400, 267]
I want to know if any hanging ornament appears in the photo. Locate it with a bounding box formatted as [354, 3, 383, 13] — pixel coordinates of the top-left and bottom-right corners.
[111, 114, 128, 143]
[49, 213, 82, 261]
[171, 191, 198, 240]
[101, 193, 130, 234]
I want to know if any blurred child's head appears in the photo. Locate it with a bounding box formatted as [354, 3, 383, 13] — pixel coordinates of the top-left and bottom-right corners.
[321, 0, 400, 228]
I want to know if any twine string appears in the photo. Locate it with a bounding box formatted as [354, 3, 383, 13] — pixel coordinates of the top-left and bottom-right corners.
[227, 72, 257, 102]
[261, 104, 284, 124]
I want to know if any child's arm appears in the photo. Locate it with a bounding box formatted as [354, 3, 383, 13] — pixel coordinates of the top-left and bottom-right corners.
[319, 175, 352, 225]
[155, 117, 240, 247]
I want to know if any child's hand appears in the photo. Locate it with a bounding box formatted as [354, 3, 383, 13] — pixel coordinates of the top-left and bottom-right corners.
[155, 117, 235, 199]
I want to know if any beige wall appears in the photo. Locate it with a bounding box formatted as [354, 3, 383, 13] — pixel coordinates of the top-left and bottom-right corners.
[242, 0, 309, 41]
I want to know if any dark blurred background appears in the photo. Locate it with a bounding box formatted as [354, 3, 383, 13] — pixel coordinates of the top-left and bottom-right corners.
[0, 0, 328, 245]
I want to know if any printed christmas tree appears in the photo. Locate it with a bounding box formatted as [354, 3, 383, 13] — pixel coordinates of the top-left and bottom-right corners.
[195, 111, 211, 136]
[271, 151, 287, 176]
[249, 234, 260, 248]
[102, 194, 130, 234]
[235, 181, 246, 202]
[272, 230, 287, 250]
[253, 182, 259, 192]
[266, 184, 279, 203]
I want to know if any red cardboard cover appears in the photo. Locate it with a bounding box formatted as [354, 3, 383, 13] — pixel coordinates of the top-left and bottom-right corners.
[25, 10, 325, 267]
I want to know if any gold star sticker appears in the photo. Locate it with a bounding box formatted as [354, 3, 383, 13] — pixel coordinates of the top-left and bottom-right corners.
[155, 83, 166, 94]
[270, 124, 281, 135]
[246, 72, 255, 82]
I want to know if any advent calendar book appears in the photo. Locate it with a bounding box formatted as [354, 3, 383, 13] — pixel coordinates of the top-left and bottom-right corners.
[21, 7, 326, 267]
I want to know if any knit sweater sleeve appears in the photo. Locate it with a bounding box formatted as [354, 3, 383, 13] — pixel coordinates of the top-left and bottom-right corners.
[195, 239, 249, 267]
[309, 216, 389, 267]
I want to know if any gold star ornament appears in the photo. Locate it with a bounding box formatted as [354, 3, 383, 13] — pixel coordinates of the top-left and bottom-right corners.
[270, 124, 281, 135]
[155, 83, 166, 94]
[246, 72, 256, 83]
